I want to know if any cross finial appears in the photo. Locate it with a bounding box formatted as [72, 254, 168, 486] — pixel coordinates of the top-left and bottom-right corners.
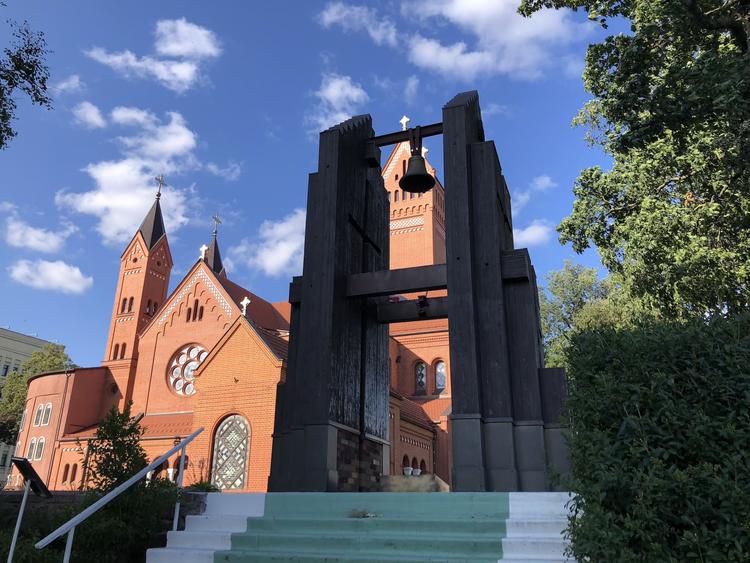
[199, 244, 209, 260]
[212, 213, 222, 236]
[240, 296, 251, 317]
[154, 175, 166, 199]
[399, 115, 411, 131]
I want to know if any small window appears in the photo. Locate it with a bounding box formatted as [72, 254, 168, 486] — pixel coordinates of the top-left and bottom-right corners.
[42, 403, 52, 426]
[147, 299, 152, 315]
[70, 463, 78, 483]
[411, 457, 418, 469]
[435, 361, 446, 391]
[128, 297, 134, 312]
[33, 405, 44, 426]
[415, 362, 427, 395]
[410, 192, 415, 199]
[120, 343, 127, 360]
[420, 459, 427, 473]
[402, 455, 410, 468]
[35, 438, 45, 460]
[121, 298, 127, 313]
[27, 438, 36, 459]
[154, 302, 158, 312]
[62, 463, 70, 483]
[402, 160, 406, 176]
[387, 191, 391, 202]
[198, 306, 204, 321]
[113, 344, 120, 360]
[193, 300, 199, 321]
[394, 191, 400, 202]
[186, 308, 192, 323]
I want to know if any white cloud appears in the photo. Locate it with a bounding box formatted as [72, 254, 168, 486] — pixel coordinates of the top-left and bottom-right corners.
[5, 216, 77, 253]
[56, 109, 196, 244]
[318, 2, 398, 47]
[72, 101, 107, 129]
[513, 220, 553, 246]
[85, 19, 220, 93]
[228, 208, 306, 277]
[512, 174, 559, 213]
[308, 73, 369, 132]
[482, 102, 510, 117]
[154, 18, 222, 59]
[206, 162, 242, 181]
[53, 74, 85, 94]
[318, 1, 588, 81]
[404, 75, 419, 104]
[0, 202, 17, 213]
[8, 259, 93, 294]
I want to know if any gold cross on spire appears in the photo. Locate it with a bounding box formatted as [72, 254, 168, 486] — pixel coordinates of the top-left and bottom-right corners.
[212, 212, 222, 235]
[154, 175, 167, 199]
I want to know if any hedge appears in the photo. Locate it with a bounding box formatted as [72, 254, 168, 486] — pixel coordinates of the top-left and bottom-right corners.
[564, 313, 750, 562]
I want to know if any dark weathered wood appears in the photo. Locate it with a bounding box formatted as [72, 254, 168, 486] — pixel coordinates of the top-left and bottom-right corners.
[347, 264, 447, 297]
[500, 250, 532, 281]
[371, 122, 443, 147]
[375, 296, 449, 323]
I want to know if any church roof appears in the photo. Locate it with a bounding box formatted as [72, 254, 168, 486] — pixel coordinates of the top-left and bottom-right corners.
[138, 198, 166, 250]
[204, 233, 224, 275]
[219, 277, 290, 331]
[390, 389, 436, 430]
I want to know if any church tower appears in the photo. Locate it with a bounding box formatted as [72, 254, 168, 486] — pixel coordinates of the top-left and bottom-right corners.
[102, 180, 173, 408]
[383, 116, 446, 269]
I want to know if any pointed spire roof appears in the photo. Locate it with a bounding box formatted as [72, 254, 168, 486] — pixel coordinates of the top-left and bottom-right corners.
[203, 213, 224, 275]
[138, 197, 166, 250]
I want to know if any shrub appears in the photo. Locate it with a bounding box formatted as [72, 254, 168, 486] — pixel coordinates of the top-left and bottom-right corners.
[564, 313, 750, 562]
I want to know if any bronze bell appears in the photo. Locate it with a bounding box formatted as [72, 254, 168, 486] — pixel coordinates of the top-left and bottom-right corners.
[399, 154, 435, 193]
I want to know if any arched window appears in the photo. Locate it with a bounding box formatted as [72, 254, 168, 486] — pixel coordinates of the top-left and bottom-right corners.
[120, 343, 127, 359]
[35, 437, 45, 460]
[186, 308, 192, 323]
[33, 405, 44, 426]
[62, 464, 70, 483]
[147, 299, 152, 315]
[193, 300, 199, 321]
[42, 403, 52, 426]
[411, 457, 418, 469]
[415, 362, 426, 395]
[394, 190, 400, 202]
[402, 455, 410, 468]
[198, 306, 204, 321]
[420, 459, 427, 473]
[435, 361, 447, 392]
[168, 344, 207, 397]
[121, 298, 127, 313]
[128, 297, 134, 312]
[402, 159, 406, 176]
[113, 344, 120, 360]
[154, 302, 158, 312]
[70, 463, 78, 483]
[27, 438, 36, 459]
[211, 414, 250, 490]
[172, 455, 189, 484]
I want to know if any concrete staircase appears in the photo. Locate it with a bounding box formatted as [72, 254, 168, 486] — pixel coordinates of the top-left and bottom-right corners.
[147, 492, 572, 563]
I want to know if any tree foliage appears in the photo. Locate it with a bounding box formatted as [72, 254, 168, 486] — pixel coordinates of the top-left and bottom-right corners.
[0, 4, 52, 149]
[84, 402, 148, 491]
[562, 313, 750, 561]
[519, 0, 750, 317]
[0, 343, 73, 443]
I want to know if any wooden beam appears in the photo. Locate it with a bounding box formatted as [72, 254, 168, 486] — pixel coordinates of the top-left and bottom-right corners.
[376, 297, 449, 324]
[371, 122, 443, 147]
[347, 264, 447, 297]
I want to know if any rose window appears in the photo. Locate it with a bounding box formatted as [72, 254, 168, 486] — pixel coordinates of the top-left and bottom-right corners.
[168, 344, 208, 396]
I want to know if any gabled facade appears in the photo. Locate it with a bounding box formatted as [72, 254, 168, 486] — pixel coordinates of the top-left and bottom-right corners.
[9, 130, 455, 491]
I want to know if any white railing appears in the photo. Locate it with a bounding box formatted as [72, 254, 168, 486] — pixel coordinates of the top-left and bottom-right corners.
[34, 427, 204, 563]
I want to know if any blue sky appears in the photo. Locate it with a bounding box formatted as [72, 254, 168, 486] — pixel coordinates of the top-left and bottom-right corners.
[1, 1, 609, 366]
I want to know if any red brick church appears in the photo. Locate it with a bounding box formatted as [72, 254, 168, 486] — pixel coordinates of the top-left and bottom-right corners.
[9, 135, 453, 492]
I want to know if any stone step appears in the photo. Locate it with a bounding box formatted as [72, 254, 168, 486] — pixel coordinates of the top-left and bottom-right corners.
[185, 513, 250, 532]
[506, 518, 567, 537]
[147, 546, 216, 563]
[215, 549, 502, 562]
[502, 537, 568, 558]
[166, 530, 233, 550]
[230, 529, 503, 558]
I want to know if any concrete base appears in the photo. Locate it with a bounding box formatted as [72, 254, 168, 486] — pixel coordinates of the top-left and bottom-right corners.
[483, 419, 519, 491]
[378, 474, 450, 492]
[513, 421, 547, 491]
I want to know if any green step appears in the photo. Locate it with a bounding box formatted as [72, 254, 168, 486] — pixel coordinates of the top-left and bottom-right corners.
[245, 517, 507, 536]
[215, 550, 498, 563]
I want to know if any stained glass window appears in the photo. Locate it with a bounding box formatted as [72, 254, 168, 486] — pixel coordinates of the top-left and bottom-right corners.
[435, 361, 446, 391]
[167, 344, 208, 396]
[415, 362, 427, 395]
[211, 414, 250, 490]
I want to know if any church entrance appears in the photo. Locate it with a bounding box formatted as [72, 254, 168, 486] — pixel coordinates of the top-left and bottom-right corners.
[210, 414, 250, 490]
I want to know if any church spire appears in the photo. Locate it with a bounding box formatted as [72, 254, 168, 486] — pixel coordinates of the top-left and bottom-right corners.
[138, 176, 167, 250]
[203, 213, 225, 276]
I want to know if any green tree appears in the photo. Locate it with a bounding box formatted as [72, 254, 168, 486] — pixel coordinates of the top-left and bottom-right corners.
[519, 0, 750, 318]
[0, 343, 73, 443]
[1, 2, 52, 149]
[84, 402, 148, 491]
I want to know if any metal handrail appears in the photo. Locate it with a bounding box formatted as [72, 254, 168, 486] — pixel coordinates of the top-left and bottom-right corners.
[34, 426, 204, 561]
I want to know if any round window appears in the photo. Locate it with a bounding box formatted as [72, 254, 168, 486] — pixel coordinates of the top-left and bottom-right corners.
[168, 344, 208, 396]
